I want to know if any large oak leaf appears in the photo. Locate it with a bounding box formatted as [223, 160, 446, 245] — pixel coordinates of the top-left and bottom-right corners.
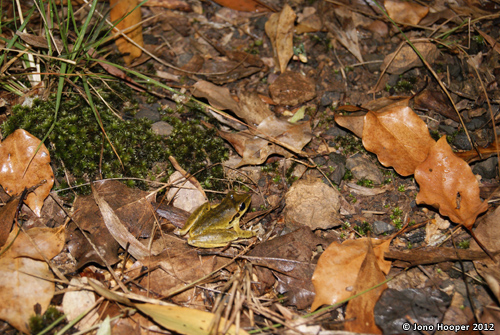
[362, 106, 435, 176]
[0, 129, 54, 216]
[415, 136, 488, 228]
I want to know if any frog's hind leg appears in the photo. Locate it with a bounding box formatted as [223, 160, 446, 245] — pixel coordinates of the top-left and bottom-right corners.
[188, 229, 241, 248]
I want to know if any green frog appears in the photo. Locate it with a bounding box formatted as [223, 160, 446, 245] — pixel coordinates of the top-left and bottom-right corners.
[177, 191, 255, 248]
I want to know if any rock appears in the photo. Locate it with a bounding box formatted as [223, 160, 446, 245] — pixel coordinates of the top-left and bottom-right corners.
[269, 71, 316, 106]
[285, 176, 341, 230]
[151, 121, 173, 137]
[472, 156, 498, 179]
[452, 132, 472, 150]
[373, 220, 395, 235]
[345, 154, 384, 184]
[320, 91, 341, 106]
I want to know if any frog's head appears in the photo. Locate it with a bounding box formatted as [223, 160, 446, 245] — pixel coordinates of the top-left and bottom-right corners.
[228, 191, 251, 216]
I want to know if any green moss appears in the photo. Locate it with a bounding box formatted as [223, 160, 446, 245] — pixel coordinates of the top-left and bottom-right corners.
[334, 134, 366, 155]
[3, 91, 166, 193]
[354, 221, 372, 236]
[162, 116, 229, 194]
[458, 239, 470, 249]
[29, 306, 63, 333]
[357, 178, 374, 188]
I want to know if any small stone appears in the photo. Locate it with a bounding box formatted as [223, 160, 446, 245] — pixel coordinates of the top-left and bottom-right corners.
[269, 71, 316, 106]
[151, 121, 173, 137]
[472, 156, 498, 180]
[320, 91, 341, 106]
[452, 132, 472, 150]
[345, 154, 384, 184]
[313, 156, 327, 166]
[325, 125, 348, 137]
[373, 220, 395, 235]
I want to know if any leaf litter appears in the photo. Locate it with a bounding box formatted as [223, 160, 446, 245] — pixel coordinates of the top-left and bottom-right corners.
[0, 0, 500, 333]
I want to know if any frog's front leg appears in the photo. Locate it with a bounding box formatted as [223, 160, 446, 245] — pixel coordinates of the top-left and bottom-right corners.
[231, 216, 256, 239]
[177, 202, 211, 236]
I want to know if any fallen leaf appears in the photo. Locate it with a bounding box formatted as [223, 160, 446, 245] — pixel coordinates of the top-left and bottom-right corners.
[344, 240, 387, 334]
[311, 238, 391, 311]
[62, 278, 99, 330]
[0, 226, 65, 333]
[265, 4, 296, 73]
[110, 0, 144, 65]
[0, 129, 54, 217]
[92, 183, 154, 260]
[362, 105, 435, 176]
[219, 115, 312, 167]
[334, 112, 365, 138]
[385, 0, 429, 25]
[89, 280, 249, 335]
[211, 0, 272, 12]
[382, 42, 438, 75]
[249, 227, 329, 309]
[0, 195, 19, 248]
[67, 180, 157, 268]
[415, 136, 488, 228]
[414, 89, 460, 122]
[323, 6, 363, 63]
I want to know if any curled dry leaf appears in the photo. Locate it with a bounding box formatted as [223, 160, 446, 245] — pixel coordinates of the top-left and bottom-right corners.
[311, 238, 391, 311]
[219, 115, 312, 167]
[344, 241, 387, 334]
[362, 105, 435, 176]
[415, 136, 488, 228]
[0, 226, 65, 333]
[110, 0, 144, 64]
[265, 4, 296, 73]
[385, 0, 429, 25]
[0, 129, 54, 217]
[381, 42, 438, 75]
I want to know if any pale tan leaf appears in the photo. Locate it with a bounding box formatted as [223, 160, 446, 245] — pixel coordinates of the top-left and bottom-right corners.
[311, 238, 391, 311]
[0, 227, 64, 334]
[344, 240, 387, 334]
[265, 4, 296, 73]
[0, 129, 54, 217]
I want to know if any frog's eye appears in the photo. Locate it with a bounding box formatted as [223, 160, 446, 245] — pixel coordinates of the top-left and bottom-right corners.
[239, 202, 246, 211]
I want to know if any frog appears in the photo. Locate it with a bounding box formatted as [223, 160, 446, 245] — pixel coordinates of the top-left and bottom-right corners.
[177, 191, 255, 248]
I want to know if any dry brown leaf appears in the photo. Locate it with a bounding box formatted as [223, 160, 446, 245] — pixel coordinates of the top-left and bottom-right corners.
[311, 238, 391, 311]
[344, 240, 387, 334]
[415, 136, 488, 228]
[334, 112, 365, 138]
[385, 0, 429, 25]
[211, 0, 272, 12]
[0, 129, 54, 217]
[249, 227, 328, 309]
[92, 183, 155, 260]
[0, 226, 65, 333]
[382, 42, 438, 75]
[362, 105, 435, 176]
[110, 0, 144, 65]
[265, 4, 296, 73]
[192, 80, 239, 111]
[323, 7, 363, 63]
[219, 115, 311, 166]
